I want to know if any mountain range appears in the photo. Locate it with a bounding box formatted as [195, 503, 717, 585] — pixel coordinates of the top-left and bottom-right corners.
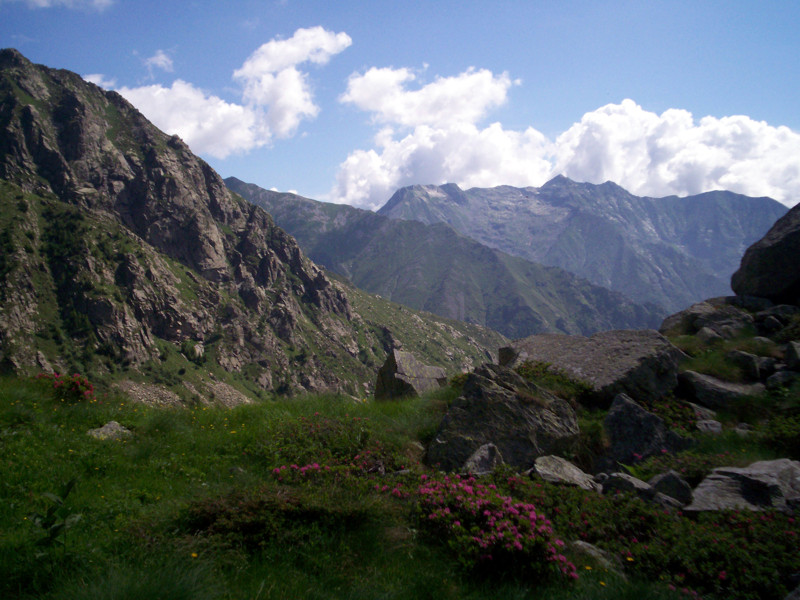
[378, 178, 787, 313]
[226, 177, 663, 339]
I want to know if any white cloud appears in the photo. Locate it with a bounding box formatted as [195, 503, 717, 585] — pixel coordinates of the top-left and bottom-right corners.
[552, 100, 800, 204]
[118, 80, 264, 159]
[145, 49, 174, 74]
[233, 26, 351, 138]
[340, 66, 515, 128]
[114, 27, 350, 158]
[83, 73, 116, 88]
[331, 71, 800, 209]
[7, 0, 113, 9]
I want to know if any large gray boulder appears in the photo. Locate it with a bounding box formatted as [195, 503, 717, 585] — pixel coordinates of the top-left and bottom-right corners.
[678, 370, 766, 410]
[732, 202, 800, 306]
[603, 394, 693, 466]
[374, 350, 447, 400]
[426, 364, 579, 471]
[685, 459, 800, 513]
[499, 329, 686, 408]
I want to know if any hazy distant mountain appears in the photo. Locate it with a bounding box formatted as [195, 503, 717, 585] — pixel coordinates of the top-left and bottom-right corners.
[377, 176, 788, 313]
[227, 177, 663, 339]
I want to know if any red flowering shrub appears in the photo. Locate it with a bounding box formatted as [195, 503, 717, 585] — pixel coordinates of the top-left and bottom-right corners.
[36, 372, 96, 403]
[415, 474, 577, 582]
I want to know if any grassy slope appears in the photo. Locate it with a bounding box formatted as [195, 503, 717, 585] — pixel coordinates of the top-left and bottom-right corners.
[2, 356, 798, 600]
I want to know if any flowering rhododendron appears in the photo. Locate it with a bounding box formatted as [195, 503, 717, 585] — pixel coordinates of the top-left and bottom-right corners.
[415, 474, 577, 581]
[37, 372, 96, 403]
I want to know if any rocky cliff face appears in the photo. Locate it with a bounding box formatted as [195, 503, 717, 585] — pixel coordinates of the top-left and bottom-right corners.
[731, 201, 800, 305]
[0, 49, 498, 396]
[378, 177, 787, 313]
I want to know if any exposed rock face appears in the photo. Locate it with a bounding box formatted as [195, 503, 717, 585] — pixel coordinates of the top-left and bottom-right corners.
[732, 201, 800, 305]
[685, 459, 800, 513]
[426, 364, 579, 471]
[499, 330, 686, 408]
[678, 371, 766, 410]
[603, 394, 693, 466]
[374, 350, 446, 400]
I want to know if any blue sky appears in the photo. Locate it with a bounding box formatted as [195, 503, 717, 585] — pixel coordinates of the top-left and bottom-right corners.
[2, 0, 799, 208]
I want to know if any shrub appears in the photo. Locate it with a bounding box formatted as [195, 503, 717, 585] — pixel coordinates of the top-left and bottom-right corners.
[36, 372, 96, 403]
[414, 474, 577, 582]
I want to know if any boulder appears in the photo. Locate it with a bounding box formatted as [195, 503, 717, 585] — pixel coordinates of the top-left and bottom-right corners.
[767, 371, 799, 390]
[677, 370, 766, 410]
[685, 459, 800, 513]
[426, 364, 579, 472]
[603, 394, 693, 466]
[696, 419, 723, 435]
[660, 298, 754, 339]
[529, 455, 600, 491]
[499, 329, 686, 408]
[731, 201, 800, 306]
[87, 421, 132, 441]
[648, 470, 693, 505]
[462, 443, 504, 475]
[602, 472, 683, 509]
[786, 341, 800, 371]
[726, 350, 761, 381]
[375, 350, 446, 400]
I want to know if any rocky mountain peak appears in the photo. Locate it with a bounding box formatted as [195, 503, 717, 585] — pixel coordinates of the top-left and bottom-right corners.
[0, 49, 398, 395]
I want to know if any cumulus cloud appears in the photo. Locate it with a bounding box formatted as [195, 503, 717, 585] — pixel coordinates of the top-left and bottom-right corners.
[116, 27, 350, 159]
[118, 80, 263, 159]
[340, 66, 515, 127]
[232, 26, 351, 138]
[331, 71, 800, 209]
[144, 49, 174, 75]
[552, 99, 800, 204]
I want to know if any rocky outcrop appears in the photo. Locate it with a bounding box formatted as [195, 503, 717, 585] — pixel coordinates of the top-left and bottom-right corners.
[678, 371, 766, 410]
[499, 329, 686, 407]
[602, 394, 692, 467]
[374, 350, 446, 400]
[732, 201, 800, 306]
[426, 364, 579, 471]
[685, 459, 800, 513]
[659, 297, 755, 339]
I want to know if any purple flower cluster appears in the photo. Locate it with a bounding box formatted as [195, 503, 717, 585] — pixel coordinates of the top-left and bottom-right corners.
[415, 474, 577, 581]
[37, 372, 96, 403]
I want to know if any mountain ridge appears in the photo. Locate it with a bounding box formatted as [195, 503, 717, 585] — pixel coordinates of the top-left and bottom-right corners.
[226, 177, 663, 339]
[0, 48, 502, 396]
[377, 178, 787, 313]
